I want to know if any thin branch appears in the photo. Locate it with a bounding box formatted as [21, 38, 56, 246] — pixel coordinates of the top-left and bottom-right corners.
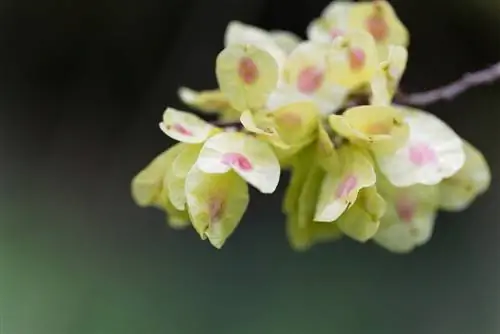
[395, 61, 500, 106]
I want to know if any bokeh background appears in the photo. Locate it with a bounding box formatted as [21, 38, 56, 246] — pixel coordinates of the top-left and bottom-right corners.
[1, 0, 499, 333]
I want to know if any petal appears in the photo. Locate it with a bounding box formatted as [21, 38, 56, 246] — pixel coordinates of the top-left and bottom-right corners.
[131, 144, 192, 229]
[439, 140, 491, 211]
[185, 165, 249, 249]
[335, 186, 386, 242]
[316, 121, 335, 158]
[370, 45, 408, 106]
[266, 83, 348, 116]
[240, 103, 319, 160]
[320, 0, 352, 23]
[326, 30, 379, 89]
[239, 110, 289, 149]
[316, 121, 341, 172]
[283, 41, 351, 104]
[329, 105, 409, 154]
[160, 182, 191, 229]
[348, 1, 409, 58]
[286, 163, 343, 251]
[298, 160, 325, 228]
[166, 144, 203, 210]
[159, 108, 216, 144]
[375, 108, 465, 187]
[163, 208, 191, 230]
[286, 211, 343, 252]
[216, 44, 280, 111]
[305, 19, 333, 44]
[196, 132, 281, 194]
[177, 87, 231, 114]
[306, 2, 351, 43]
[386, 45, 408, 83]
[369, 67, 392, 106]
[315, 146, 376, 222]
[270, 30, 301, 54]
[310, 1, 409, 59]
[283, 146, 315, 214]
[131, 143, 185, 207]
[271, 101, 320, 145]
[374, 182, 438, 253]
[224, 21, 287, 68]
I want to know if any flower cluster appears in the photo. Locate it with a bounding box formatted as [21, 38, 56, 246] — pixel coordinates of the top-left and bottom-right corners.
[131, 0, 491, 253]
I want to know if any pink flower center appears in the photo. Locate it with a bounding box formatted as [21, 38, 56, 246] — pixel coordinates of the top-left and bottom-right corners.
[365, 13, 388, 42]
[238, 57, 259, 84]
[336, 174, 358, 198]
[167, 123, 193, 136]
[396, 199, 414, 223]
[221, 152, 253, 171]
[409, 143, 437, 166]
[297, 66, 324, 94]
[348, 48, 366, 71]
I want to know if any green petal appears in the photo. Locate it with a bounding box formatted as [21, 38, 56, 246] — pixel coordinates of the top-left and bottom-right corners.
[239, 110, 289, 149]
[314, 145, 376, 222]
[374, 176, 439, 253]
[286, 212, 343, 252]
[270, 30, 301, 54]
[328, 105, 409, 154]
[336, 186, 386, 242]
[131, 143, 185, 207]
[162, 193, 191, 230]
[166, 144, 203, 210]
[185, 166, 249, 249]
[271, 101, 320, 146]
[298, 163, 325, 228]
[172, 144, 203, 178]
[439, 140, 491, 211]
[131, 144, 192, 229]
[216, 44, 279, 111]
[370, 45, 408, 106]
[286, 163, 343, 251]
[282, 146, 315, 214]
[316, 121, 340, 173]
[177, 87, 231, 114]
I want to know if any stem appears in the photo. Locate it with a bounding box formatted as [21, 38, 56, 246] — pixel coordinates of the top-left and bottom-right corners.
[395, 61, 500, 106]
[213, 120, 244, 130]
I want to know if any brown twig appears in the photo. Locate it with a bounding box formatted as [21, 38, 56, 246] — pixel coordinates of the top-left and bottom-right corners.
[395, 61, 500, 107]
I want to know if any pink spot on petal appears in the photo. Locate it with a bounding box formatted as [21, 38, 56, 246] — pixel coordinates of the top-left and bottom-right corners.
[329, 28, 344, 39]
[348, 48, 366, 71]
[238, 57, 259, 84]
[365, 14, 388, 42]
[409, 143, 437, 166]
[167, 123, 193, 136]
[221, 152, 253, 172]
[209, 197, 225, 223]
[396, 199, 414, 223]
[365, 121, 391, 135]
[297, 66, 324, 94]
[336, 174, 358, 198]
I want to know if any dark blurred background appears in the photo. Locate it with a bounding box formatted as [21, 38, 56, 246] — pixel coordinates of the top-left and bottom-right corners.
[1, 0, 499, 333]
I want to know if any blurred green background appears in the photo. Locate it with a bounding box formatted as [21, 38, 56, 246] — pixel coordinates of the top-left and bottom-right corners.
[1, 0, 499, 333]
